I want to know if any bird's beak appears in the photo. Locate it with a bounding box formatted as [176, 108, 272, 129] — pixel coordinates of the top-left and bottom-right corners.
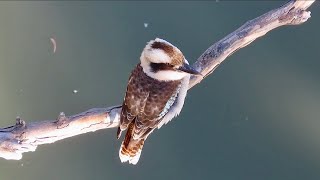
[178, 62, 202, 75]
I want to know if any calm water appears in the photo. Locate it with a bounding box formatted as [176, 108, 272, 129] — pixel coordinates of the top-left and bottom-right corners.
[0, 1, 320, 180]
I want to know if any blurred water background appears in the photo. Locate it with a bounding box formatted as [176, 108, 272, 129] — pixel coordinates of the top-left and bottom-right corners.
[0, 1, 320, 180]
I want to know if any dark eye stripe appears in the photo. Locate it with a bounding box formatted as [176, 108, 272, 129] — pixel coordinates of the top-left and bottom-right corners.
[150, 63, 174, 73]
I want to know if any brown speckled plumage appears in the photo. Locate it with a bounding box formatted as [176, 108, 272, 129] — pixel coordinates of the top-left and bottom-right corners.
[120, 120, 145, 158]
[118, 63, 182, 158]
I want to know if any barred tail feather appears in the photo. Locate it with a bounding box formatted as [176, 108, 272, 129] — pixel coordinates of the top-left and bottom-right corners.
[119, 139, 144, 165]
[119, 122, 145, 165]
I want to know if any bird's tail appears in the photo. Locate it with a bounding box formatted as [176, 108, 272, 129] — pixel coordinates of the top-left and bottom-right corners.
[119, 122, 145, 165]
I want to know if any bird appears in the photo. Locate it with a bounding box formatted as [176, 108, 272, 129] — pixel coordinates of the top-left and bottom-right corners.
[117, 38, 201, 165]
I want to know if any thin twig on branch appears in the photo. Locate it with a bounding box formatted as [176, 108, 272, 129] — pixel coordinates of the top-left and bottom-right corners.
[0, 0, 315, 160]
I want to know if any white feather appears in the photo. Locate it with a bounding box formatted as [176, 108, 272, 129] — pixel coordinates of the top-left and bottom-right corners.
[143, 48, 171, 64]
[118, 142, 142, 165]
[119, 143, 130, 163]
[157, 74, 190, 128]
[128, 149, 141, 165]
[145, 68, 187, 81]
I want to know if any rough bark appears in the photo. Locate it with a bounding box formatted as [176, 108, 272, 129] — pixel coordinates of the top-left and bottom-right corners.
[0, 0, 315, 160]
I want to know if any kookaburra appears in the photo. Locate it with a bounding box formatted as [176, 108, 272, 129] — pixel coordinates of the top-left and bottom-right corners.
[117, 38, 201, 165]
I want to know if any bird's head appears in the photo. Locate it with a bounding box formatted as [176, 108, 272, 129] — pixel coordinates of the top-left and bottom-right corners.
[140, 38, 201, 81]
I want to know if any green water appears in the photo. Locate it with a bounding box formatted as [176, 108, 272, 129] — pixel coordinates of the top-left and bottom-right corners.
[0, 1, 320, 180]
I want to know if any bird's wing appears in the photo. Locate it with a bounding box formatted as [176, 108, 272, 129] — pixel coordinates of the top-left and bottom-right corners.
[119, 65, 150, 132]
[133, 79, 182, 139]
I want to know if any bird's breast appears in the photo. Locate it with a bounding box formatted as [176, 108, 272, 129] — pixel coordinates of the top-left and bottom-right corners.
[133, 64, 182, 120]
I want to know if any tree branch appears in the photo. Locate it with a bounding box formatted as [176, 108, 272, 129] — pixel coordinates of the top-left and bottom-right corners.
[0, 0, 315, 160]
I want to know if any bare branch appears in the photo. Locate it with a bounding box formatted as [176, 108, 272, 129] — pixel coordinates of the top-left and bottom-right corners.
[189, 0, 314, 88]
[0, 0, 315, 160]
